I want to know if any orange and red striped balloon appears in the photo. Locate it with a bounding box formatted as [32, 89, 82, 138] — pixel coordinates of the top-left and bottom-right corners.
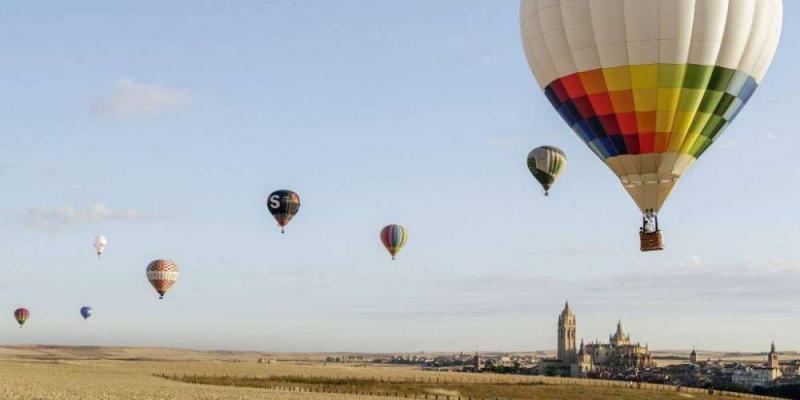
[146, 260, 180, 299]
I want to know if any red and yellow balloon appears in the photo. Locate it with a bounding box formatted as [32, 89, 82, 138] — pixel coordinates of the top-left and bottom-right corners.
[521, 0, 783, 249]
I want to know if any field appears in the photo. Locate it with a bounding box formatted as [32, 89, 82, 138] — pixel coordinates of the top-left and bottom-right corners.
[0, 346, 778, 400]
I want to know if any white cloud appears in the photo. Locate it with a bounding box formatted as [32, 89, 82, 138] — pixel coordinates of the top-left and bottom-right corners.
[96, 78, 191, 118]
[488, 136, 523, 146]
[720, 138, 742, 149]
[546, 246, 610, 258]
[741, 257, 800, 273]
[23, 202, 153, 230]
[681, 254, 707, 268]
[413, 257, 800, 318]
[765, 131, 779, 141]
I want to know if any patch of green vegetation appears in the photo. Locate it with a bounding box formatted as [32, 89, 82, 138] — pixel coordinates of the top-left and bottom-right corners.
[157, 374, 750, 400]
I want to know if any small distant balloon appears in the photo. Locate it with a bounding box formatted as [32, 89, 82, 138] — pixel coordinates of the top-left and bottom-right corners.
[80, 306, 93, 321]
[14, 308, 29, 327]
[94, 236, 108, 257]
[527, 146, 566, 196]
[380, 224, 408, 260]
[146, 260, 179, 300]
[267, 190, 300, 233]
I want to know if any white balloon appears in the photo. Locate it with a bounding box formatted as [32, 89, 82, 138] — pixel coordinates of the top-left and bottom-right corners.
[94, 235, 108, 257]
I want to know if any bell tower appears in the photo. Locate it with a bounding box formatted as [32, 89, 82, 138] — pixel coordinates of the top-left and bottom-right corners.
[768, 342, 779, 369]
[558, 301, 577, 364]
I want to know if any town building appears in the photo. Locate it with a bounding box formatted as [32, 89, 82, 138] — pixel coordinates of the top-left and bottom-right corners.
[582, 320, 653, 370]
[571, 339, 594, 377]
[558, 301, 577, 365]
[540, 302, 653, 377]
[731, 343, 782, 390]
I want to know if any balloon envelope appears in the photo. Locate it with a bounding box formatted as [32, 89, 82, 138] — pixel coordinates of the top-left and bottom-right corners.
[267, 190, 300, 233]
[14, 308, 29, 327]
[527, 146, 567, 195]
[521, 0, 783, 213]
[146, 260, 179, 299]
[80, 306, 93, 320]
[380, 224, 408, 260]
[94, 236, 108, 257]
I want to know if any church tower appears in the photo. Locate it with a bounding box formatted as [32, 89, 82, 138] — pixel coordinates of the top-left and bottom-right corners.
[609, 320, 630, 346]
[689, 347, 697, 364]
[558, 301, 577, 364]
[768, 342, 779, 369]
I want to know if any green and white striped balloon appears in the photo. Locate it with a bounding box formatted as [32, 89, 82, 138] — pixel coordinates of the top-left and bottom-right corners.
[527, 146, 567, 196]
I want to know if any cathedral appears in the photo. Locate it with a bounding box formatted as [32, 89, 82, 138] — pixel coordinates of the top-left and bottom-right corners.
[542, 302, 653, 377]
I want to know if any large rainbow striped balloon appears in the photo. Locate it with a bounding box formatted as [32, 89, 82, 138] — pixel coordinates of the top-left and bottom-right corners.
[521, 0, 782, 214]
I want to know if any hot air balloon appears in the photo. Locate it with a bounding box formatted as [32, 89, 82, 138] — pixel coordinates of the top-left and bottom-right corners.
[267, 190, 300, 233]
[146, 260, 179, 299]
[528, 146, 567, 196]
[94, 236, 108, 257]
[14, 308, 29, 327]
[80, 306, 93, 321]
[380, 224, 408, 260]
[520, 0, 783, 251]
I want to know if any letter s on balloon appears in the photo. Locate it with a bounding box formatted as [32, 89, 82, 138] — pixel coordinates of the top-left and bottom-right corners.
[269, 195, 280, 209]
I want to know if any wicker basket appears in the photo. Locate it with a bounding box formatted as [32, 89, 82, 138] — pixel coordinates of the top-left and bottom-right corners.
[640, 231, 664, 252]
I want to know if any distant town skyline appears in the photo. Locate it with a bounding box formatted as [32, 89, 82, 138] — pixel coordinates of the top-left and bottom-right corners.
[0, 1, 798, 352]
[386, 303, 795, 394]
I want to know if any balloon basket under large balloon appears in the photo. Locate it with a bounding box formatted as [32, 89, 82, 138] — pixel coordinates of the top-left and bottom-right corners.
[544, 191, 549, 197]
[639, 230, 664, 252]
[281, 227, 285, 234]
[391, 255, 396, 261]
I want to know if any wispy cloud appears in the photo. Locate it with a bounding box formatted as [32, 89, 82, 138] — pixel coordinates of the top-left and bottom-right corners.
[720, 138, 742, 149]
[23, 202, 154, 231]
[765, 131, 779, 141]
[546, 246, 611, 258]
[741, 257, 800, 273]
[488, 136, 523, 146]
[352, 258, 800, 319]
[96, 78, 191, 118]
[681, 254, 707, 268]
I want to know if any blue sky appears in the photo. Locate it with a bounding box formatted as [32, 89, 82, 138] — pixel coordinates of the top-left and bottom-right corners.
[0, 1, 798, 353]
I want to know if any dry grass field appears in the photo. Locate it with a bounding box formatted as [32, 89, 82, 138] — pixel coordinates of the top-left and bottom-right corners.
[0, 346, 779, 400]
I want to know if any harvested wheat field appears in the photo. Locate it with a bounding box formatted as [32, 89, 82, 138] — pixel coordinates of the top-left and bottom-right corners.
[0, 347, 774, 400]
